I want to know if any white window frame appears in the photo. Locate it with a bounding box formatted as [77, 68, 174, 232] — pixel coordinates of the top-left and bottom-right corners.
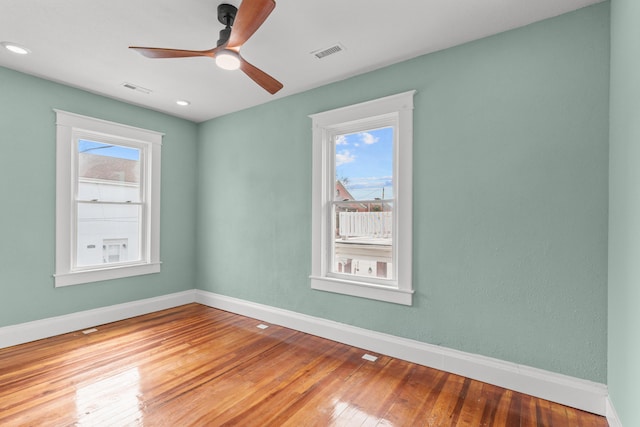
[54, 110, 162, 287]
[309, 91, 415, 305]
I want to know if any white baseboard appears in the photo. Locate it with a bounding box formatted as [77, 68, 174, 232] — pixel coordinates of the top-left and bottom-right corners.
[195, 290, 608, 416]
[606, 396, 623, 427]
[0, 290, 196, 349]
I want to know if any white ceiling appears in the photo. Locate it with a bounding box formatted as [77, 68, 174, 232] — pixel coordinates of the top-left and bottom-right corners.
[1, 0, 602, 123]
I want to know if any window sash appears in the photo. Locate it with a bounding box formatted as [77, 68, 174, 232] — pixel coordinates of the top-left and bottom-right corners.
[72, 134, 148, 271]
[75, 136, 146, 202]
[74, 201, 144, 269]
[329, 199, 395, 284]
[325, 118, 399, 287]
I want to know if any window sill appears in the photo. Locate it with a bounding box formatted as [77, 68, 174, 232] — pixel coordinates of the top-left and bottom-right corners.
[310, 275, 413, 305]
[54, 262, 161, 287]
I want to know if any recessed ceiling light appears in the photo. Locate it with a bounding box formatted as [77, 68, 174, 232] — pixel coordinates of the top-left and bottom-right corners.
[1, 42, 31, 55]
[176, 100, 190, 106]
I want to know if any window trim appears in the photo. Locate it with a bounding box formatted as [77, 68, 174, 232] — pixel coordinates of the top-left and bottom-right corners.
[54, 110, 163, 287]
[309, 91, 415, 305]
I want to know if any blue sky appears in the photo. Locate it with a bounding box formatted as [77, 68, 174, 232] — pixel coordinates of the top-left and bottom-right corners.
[78, 139, 140, 161]
[335, 127, 393, 200]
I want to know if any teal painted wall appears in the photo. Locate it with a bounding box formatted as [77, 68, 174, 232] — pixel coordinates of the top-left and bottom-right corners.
[608, 0, 640, 424]
[196, 3, 610, 383]
[0, 67, 198, 327]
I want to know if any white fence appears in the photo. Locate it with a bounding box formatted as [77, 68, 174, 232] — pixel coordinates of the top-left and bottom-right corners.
[338, 212, 392, 238]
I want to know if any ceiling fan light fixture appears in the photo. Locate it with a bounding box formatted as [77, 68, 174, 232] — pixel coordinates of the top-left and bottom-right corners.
[215, 50, 240, 70]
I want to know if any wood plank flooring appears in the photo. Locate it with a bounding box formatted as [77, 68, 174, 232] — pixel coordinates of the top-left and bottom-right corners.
[0, 303, 608, 426]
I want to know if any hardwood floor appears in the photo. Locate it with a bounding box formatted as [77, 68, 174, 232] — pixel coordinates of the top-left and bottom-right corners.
[0, 303, 607, 426]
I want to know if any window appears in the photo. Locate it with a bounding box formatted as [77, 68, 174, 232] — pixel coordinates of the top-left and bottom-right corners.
[54, 110, 162, 287]
[309, 91, 415, 305]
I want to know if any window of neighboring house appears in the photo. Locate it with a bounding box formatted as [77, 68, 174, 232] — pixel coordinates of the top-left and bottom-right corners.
[103, 238, 129, 263]
[54, 110, 162, 287]
[309, 91, 415, 305]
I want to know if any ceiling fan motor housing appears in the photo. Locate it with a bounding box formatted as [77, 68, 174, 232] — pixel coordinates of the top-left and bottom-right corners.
[216, 3, 237, 46]
[217, 27, 231, 46]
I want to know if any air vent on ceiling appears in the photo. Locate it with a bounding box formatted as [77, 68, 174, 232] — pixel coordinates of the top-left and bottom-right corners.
[121, 82, 152, 94]
[311, 43, 345, 59]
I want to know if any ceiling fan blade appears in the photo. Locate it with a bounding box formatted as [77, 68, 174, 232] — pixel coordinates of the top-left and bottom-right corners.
[227, 0, 276, 49]
[238, 54, 283, 94]
[129, 46, 220, 59]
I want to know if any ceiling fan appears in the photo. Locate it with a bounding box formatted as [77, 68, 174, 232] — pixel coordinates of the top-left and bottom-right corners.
[129, 0, 283, 94]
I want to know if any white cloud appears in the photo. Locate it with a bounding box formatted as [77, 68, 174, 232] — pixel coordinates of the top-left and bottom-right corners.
[336, 150, 355, 166]
[360, 132, 379, 145]
[335, 135, 348, 145]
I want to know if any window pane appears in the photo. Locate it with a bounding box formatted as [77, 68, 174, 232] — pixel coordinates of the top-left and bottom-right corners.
[334, 127, 393, 201]
[332, 201, 393, 280]
[76, 203, 141, 267]
[77, 140, 141, 203]
[332, 127, 394, 281]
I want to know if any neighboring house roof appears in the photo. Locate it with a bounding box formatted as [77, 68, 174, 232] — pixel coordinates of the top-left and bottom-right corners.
[336, 180, 369, 212]
[79, 153, 139, 184]
[336, 180, 355, 201]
